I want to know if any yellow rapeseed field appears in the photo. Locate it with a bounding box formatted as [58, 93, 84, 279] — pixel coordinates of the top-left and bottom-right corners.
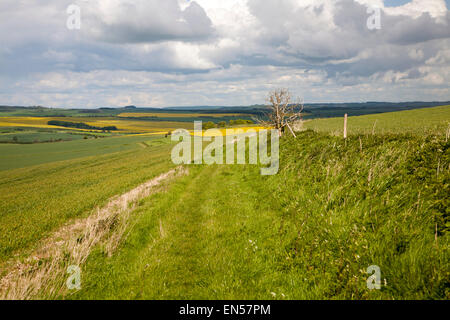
[0, 117, 192, 133]
[191, 126, 268, 137]
[0, 117, 266, 135]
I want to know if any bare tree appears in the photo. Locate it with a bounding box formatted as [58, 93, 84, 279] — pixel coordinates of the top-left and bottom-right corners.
[254, 88, 304, 137]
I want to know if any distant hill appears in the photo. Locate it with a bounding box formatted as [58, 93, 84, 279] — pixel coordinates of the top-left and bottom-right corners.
[1, 101, 449, 119]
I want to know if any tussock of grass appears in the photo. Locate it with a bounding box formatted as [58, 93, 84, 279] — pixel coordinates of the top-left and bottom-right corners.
[268, 131, 448, 299]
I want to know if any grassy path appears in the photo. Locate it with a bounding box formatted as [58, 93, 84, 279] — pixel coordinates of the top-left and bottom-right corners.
[72, 164, 287, 299]
[144, 165, 217, 299]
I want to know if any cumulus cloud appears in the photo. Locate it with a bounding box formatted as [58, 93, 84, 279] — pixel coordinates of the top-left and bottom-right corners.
[384, 0, 448, 18]
[83, 0, 214, 43]
[0, 0, 448, 107]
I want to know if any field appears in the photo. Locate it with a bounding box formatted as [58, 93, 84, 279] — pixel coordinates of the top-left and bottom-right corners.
[0, 116, 193, 134]
[0, 128, 89, 144]
[0, 134, 174, 171]
[305, 105, 450, 136]
[0, 136, 176, 264]
[0, 105, 448, 300]
[117, 112, 247, 118]
[0, 105, 258, 136]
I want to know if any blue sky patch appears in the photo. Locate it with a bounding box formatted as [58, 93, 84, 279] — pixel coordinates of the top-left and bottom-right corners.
[384, 0, 450, 8]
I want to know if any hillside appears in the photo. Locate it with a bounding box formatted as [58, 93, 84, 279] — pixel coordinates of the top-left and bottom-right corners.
[305, 105, 450, 136]
[0, 106, 448, 300]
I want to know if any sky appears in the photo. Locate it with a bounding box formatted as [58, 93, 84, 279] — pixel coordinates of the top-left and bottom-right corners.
[0, 0, 449, 108]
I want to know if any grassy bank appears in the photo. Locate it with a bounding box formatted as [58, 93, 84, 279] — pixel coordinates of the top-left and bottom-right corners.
[305, 105, 450, 136]
[70, 131, 448, 299]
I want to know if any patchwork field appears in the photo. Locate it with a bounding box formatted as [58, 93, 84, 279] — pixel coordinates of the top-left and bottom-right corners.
[0, 116, 193, 134]
[0, 105, 448, 300]
[117, 112, 247, 118]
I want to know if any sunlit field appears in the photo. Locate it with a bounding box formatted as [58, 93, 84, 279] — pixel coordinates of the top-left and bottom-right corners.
[305, 105, 450, 136]
[0, 116, 193, 133]
[0, 106, 448, 300]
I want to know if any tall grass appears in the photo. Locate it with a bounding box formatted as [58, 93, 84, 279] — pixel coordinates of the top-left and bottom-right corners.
[70, 131, 448, 300]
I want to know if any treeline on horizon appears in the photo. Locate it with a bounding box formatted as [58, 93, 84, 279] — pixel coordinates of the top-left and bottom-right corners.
[1, 101, 449, 120]
[47, 120, 118, 131]
[202, 119, 254, 130]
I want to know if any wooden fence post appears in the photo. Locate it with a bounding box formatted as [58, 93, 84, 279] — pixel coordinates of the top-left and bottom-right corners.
[344, 113, 348, 139]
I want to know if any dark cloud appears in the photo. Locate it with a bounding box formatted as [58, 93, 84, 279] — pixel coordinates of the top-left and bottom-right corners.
[246, 0, 450, 80]
[385, 11, 450, 45]
[86, 0, 215, 44]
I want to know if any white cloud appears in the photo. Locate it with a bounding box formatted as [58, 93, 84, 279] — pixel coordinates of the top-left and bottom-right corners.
[81, 0, 214, 43]
[0, 0, 449, 107]
[384, 0, 448, 18]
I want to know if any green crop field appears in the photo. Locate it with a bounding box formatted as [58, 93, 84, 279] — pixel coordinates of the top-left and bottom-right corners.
[0, 106, 448, 300]
[0, 136, 175, 266]
[0, 134, 173, 171]
[0, 127, 112, 144]
[305, 105, 450, 136]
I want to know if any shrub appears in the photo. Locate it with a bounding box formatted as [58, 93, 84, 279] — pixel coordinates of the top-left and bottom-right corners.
[202, 121, 216, 130]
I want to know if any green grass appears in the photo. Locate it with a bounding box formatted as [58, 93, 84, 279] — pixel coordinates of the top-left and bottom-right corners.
[0, 134, 172, 171]
[1, 106, 448, 300]
[0, 129, 90, 144]
[0, 126, 115, 138]
[70, 131, 448, 300]
[305, 105, 450, 136]
[0, 138, 175, 266]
